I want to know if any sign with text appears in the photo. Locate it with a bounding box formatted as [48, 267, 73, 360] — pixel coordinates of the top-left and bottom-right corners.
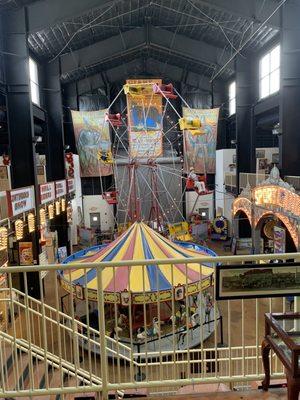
[7, 186, 35, 217]
[67, 178, 75, 193]
[39, 182, 55, 204]
[55, 180, 67, 198]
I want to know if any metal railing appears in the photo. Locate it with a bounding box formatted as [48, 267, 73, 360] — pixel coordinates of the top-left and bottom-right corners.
[225, 173, 269, 190]
[0, 252, 299, 399]
[285, 175, 300, 191]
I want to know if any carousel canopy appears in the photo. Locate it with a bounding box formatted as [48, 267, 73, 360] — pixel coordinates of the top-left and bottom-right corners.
[61, 222, 214, 295]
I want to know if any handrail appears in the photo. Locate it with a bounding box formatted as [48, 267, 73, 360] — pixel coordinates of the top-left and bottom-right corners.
[2, 252, 300, 273]
[0, 287, 134, 359]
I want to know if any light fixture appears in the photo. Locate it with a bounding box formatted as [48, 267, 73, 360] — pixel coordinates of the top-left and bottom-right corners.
[15, 219, 24, 241]
[67, 206, 73, 223]
[0, 227, 8, 250]
[48, 204, 54, 220]
[40, 208, 46, 226]
[27, 213, 35, 233]
[272, 123, 282, 136]
[55, 201, 60, 216]
[61, 198, 66, 212]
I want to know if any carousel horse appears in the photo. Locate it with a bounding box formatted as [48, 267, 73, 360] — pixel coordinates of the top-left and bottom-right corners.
[136, 317, 160, 341]
[109, 326, 123, 339]
[117, 313, 128, 328]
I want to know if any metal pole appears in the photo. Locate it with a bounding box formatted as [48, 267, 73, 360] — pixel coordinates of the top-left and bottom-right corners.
[96, 267, 109, 400]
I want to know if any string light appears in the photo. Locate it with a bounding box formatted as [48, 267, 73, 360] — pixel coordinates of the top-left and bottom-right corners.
[48, 204, 54, 220]
[0, 227, 8, 250]
[61, 198, 66, 212]
[40, 208, 46, 226]
[15, 219, 23, 241]
[67, 205, 73, 223]
[55, 201, 61, 216]
[27, 213, 35, 233]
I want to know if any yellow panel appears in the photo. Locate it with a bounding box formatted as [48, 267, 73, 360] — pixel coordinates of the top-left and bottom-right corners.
[127, 224, 150, 292]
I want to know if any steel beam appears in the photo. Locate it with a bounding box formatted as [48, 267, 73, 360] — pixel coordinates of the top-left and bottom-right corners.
[60, 28, 146, 76]
[191, 0, 280, 29]
[26, 0, 116, 34]
[63, 57, 224, 98]
[60, 25, 231, 77]
[25, 0, 280, 34]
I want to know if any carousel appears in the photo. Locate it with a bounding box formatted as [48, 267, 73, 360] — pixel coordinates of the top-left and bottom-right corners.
[59, 222, 218, 355]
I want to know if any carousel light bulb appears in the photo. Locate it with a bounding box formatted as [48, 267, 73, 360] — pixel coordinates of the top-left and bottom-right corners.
[61, 198, 66, 212]
[55, 201, 61, 216]
[48, 204, 54, 220]
[15, 219, 23, 241]
[0, 227, 8, 250]
[27, 213, 35, 233]
[40, 208, 46, 226]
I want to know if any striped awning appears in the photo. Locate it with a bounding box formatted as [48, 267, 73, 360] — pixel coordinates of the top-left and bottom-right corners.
[61, 222, 214, 295]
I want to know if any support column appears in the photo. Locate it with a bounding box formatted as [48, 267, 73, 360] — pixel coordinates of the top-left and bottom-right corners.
[3, 8, 37, 188]
[44, 59, 65, 181]
[280, 0, 300, 177]
[235, 56, 255, 193]
[3, 8, 40, 298]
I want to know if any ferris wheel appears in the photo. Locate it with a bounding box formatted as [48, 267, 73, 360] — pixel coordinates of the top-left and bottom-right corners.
[98, 80, 214, 234]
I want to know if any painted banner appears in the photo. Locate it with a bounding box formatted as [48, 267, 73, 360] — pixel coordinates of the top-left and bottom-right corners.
[71, 110, 112, 177]
[126, 79, 163, 158]
[183, 107, 219, 174]
[274, 226, 286, 254]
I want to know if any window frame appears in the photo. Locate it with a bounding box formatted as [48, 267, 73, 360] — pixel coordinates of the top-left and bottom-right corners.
[29, 57, 40, 107]
[228, 80, 236, 117]
[259, 44, 280, 100]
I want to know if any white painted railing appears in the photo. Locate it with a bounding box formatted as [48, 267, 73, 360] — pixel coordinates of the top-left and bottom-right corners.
[225, 173, 269, 190]
[0, 252, 298, 398]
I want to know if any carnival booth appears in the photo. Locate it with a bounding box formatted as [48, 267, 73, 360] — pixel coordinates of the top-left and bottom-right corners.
[59, 222, 218, 353]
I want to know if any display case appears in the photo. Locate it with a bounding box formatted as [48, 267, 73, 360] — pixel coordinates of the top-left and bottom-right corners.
[262, 312, 300, 400]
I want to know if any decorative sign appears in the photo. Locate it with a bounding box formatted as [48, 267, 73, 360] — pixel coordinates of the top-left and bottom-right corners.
[55, 180, 67, 198]
[233, 197, 252, 222]
[19, 242, 33, 266]
[67, 178, 75, 193]
[7, 186, 35, 217]
[253, 185, 300, 218]
[274, 226, 286, 254]
[39, 182, 55, 205]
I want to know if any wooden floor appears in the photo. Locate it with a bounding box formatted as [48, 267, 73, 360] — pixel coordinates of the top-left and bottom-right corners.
[138, 388, 289, 399]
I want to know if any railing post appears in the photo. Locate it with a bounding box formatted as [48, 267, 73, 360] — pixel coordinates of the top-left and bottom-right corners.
[96, 266, 109, 400]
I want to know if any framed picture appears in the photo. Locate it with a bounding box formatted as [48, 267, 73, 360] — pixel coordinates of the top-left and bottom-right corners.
[75, 285, 84, 300]
[174, 285, 185, 301]
[256, 149, 265, 159]
[216, 262, 300, 300]
[121, 290, 131, 306]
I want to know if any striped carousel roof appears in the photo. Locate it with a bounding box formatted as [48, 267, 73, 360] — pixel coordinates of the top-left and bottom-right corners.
[62, 222, 214, 294]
